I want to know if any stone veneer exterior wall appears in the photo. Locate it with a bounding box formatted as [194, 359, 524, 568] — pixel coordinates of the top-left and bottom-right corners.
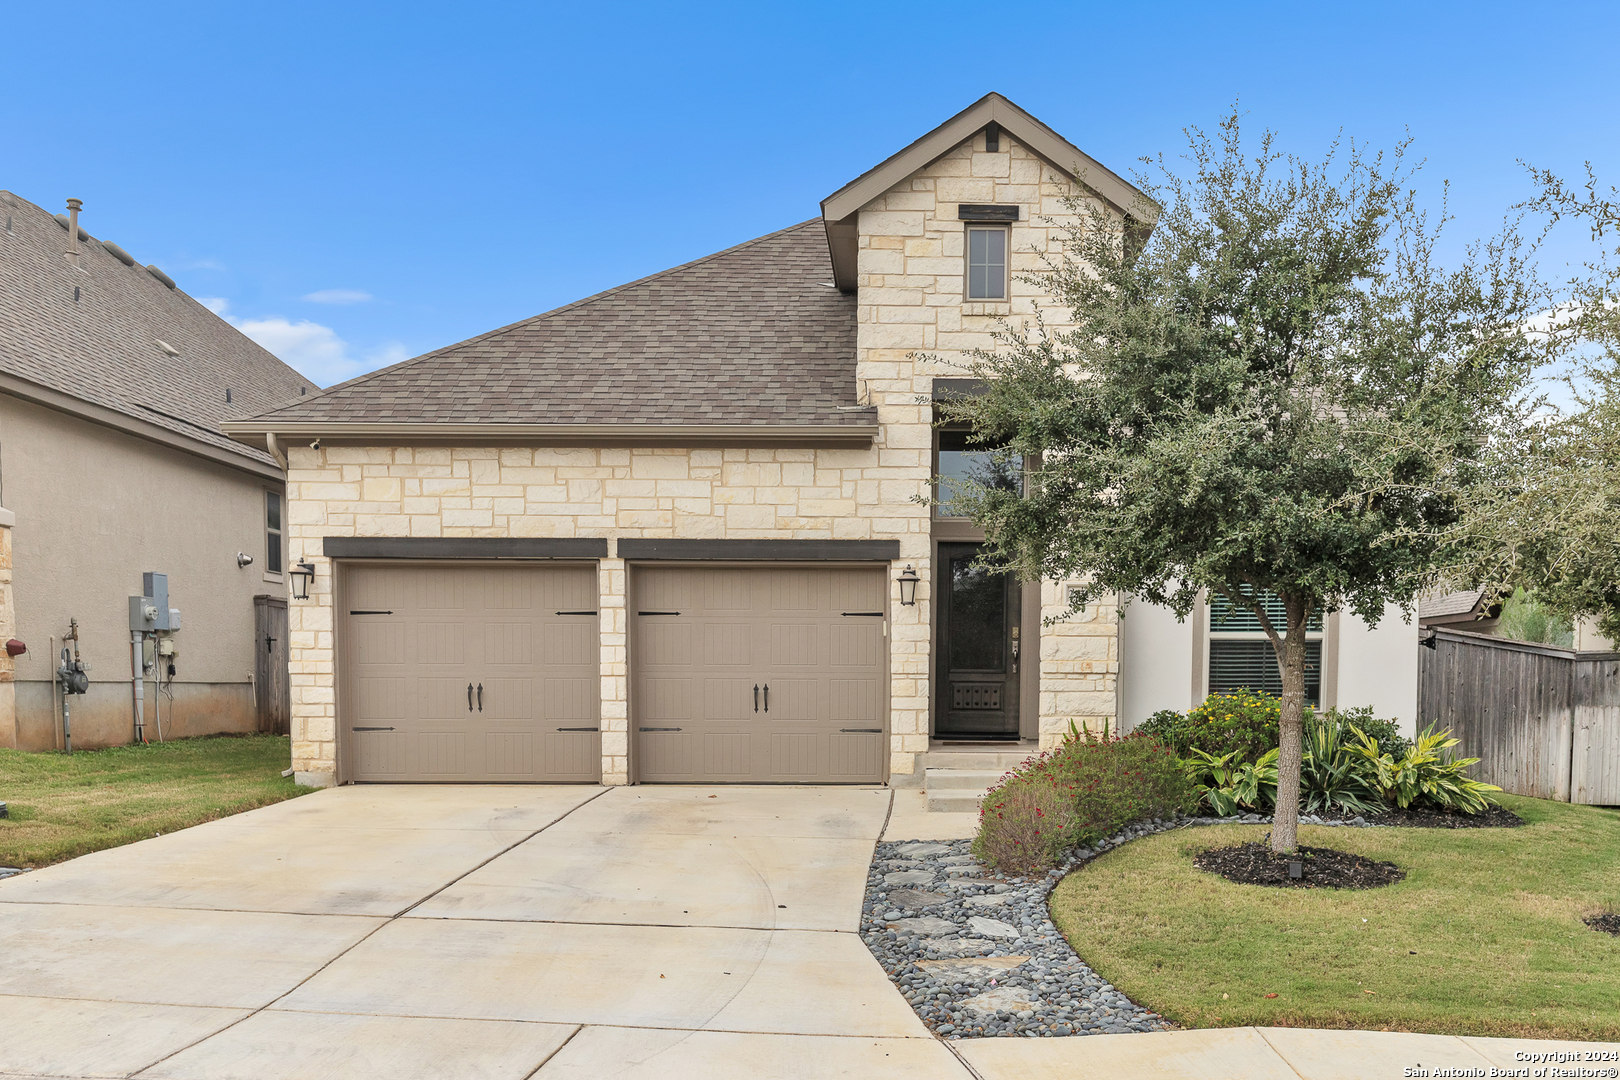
[282, 132, 1119, 786]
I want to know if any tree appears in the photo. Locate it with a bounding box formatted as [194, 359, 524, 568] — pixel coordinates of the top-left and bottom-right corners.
[937, 113, 1551, 852]
[1459, 167, 1620, 640]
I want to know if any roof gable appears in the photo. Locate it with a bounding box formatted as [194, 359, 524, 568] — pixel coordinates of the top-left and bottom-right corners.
[818, 92, 1156, 292]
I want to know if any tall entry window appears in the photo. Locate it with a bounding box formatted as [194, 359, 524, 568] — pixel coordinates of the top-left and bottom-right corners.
[935, 428, 1022, 517]
[966, 226, 1008, 299]
[1208, 588, 1323, 705]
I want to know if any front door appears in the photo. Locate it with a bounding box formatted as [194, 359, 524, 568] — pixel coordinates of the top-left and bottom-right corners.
[934, 543, 1021, 739]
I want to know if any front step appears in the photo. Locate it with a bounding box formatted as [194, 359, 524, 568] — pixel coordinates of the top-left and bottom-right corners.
[921, 744, 1041, 813]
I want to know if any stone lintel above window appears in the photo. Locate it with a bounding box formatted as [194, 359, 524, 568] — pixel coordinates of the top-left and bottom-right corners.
[958, 204, 1020, 222]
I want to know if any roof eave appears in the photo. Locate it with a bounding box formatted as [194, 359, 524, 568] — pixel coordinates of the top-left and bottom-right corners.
[220, 420, 880, 451]
[819, 92, 1159, 293]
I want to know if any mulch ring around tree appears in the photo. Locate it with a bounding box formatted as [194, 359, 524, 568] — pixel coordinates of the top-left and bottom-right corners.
[1194, 842, 1405, 890]
[1584, 912, 1620, 936]
[1355, 805, 1525, 829]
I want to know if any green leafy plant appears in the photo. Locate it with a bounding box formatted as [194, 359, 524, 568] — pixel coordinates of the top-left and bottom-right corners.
[1139, 691, 1291, 765]
[1324, 706, 1409, 759]
[1182, 746, 1279, 815]
[1299, 716, 1383, 816]
[974, 727, 1197, 873]
[1347, 723, 1502, 814]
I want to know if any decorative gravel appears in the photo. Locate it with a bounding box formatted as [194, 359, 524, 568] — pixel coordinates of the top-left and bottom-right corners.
[863, 812, 1396, 1039]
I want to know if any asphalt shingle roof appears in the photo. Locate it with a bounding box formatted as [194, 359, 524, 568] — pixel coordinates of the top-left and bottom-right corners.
[0, 191, 310, 467]
[244, 220, 869, 429]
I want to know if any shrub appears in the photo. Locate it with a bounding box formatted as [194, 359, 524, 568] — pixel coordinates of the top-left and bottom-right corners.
[1346, 723, 1502, 814]
[1181, 747, 1279, 814]
[1325, 706, 1409, 759]
[1299, 714, 1383, 816]
[1140, 691, 1287, 764]
[974, 726, 1197, 874]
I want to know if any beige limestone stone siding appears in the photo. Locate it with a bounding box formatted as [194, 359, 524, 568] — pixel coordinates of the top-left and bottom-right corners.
[852, 134, 1120, 753]
[282, 130, 1120, 783]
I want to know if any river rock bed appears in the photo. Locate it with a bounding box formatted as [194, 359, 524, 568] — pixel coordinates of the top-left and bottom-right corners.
[862, 823, 1185, 1039]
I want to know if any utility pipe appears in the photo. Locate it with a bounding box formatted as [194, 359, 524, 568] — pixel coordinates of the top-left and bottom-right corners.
[131, 632, 144, 743]
[49, 634, 58, 752]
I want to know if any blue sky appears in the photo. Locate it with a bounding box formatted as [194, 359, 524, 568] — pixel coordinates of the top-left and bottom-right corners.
[4, 1, 1617, 387]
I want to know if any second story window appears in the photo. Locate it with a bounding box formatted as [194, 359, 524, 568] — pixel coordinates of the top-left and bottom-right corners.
[966, 226, 1007, 300]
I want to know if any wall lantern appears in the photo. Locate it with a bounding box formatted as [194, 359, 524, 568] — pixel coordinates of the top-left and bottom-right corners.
[289, 559, 317, 600]
[897, 564, 920, 606]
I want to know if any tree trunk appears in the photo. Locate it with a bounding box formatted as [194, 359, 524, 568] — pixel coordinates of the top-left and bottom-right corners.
[1271, 600, 1309, 853]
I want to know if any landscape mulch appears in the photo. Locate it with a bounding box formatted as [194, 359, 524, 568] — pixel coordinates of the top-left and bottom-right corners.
[1194, 841, 1405, 890]
[1356, 805, 1524, 829]
[1585, 912, 1620, 936]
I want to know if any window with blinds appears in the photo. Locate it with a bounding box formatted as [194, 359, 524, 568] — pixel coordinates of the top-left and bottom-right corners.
[1208, 586, 1323, 706]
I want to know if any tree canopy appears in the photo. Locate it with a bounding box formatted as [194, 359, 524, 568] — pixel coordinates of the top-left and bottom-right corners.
[937, 113, 1554, 851]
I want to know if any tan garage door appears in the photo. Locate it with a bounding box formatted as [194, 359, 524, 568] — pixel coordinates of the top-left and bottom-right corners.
[633, 566, 886, 783]
[341, 563, 600, 782]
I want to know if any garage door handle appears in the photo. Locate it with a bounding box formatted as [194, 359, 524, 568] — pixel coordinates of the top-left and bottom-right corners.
[467, 683, 473, 711]
[841, 728, 882, 733]
[639, 726, 682, 732]
[477, 683, 483, 711]
[555, 610, 597, 616]
[841, 612, 883, 617]
[753, 684, 759, 713]
[637, 611, 680, 616]
[557, 726, 599, 732]
[763, 684, 768, 712]
[352, 726, 395, 732]
[349, 610, 393, 615]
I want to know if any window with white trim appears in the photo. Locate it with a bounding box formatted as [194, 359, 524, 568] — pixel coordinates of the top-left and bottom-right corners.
[1208, 587, 1322, 705]
[265, 490, 283, 575]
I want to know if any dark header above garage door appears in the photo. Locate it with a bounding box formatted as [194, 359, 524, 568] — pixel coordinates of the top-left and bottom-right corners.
[616, 538, 900, 561]
[323, 537, 609, 559]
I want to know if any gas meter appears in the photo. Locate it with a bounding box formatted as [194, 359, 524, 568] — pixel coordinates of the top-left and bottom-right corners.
[57, 648, 89, 695]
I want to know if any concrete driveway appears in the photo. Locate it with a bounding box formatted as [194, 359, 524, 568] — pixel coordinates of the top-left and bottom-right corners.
[5, 786, 1616, 1079]
[0, 785, 965, 1079]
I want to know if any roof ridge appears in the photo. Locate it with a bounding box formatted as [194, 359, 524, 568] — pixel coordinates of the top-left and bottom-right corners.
[248, 219, 825, 420]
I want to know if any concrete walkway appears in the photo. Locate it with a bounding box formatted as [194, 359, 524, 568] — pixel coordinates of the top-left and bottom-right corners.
[1, 785, 1614, 1079]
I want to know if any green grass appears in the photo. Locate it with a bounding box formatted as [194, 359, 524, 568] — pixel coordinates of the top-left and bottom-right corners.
[1048, 795, 1620, 1041]
[0, 735, 313, 868]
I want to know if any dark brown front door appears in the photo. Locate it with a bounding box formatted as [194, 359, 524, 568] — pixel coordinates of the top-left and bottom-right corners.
[935, 543, 1020, 739]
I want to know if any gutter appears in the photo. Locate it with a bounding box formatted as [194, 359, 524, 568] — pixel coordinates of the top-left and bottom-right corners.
[219, 420, 880, 450]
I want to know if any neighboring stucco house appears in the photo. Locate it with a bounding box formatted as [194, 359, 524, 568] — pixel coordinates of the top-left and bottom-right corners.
[224, 94, 1419, 792]
[0, 190, 309, 750]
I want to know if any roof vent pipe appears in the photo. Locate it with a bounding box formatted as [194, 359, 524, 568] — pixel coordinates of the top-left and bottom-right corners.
[64, 198, 82, 268]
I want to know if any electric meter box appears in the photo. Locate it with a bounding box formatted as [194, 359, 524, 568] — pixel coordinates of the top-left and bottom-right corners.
[128, 573, 179, 632]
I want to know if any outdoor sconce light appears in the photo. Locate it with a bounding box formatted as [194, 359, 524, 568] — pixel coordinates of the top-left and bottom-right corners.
[289, 559, 317, 600]
[897, 564, 920, 606]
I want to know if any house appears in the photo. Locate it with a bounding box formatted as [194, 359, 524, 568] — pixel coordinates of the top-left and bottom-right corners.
[0, 190, 309, 750]
[223, 93, 1419, 792]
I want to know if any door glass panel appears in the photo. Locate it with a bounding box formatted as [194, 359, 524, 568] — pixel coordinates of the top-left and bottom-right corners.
[949, 555, 1004, 671]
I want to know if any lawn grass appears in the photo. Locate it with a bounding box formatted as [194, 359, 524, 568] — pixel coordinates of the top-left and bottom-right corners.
[1048, 795, 1620, 1041]
[0, 735, 312, 868]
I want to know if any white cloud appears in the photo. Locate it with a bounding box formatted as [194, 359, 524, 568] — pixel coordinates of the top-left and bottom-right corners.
[302, 288, 372, 305]
[202, 297, 406, 387]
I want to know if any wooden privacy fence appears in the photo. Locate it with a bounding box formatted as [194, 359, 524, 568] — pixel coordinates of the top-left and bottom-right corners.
[1419, 627, 1620, 804]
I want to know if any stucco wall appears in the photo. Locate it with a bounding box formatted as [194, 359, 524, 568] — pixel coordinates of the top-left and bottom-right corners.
[2, 395, 282, 749]
[1117, 596, 1420, 733]
[1336, 609, 1420, 736]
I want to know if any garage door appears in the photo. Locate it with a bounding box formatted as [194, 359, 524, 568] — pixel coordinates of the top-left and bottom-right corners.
[341, 564, 600, 782]
[633, 566, 886, 783]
